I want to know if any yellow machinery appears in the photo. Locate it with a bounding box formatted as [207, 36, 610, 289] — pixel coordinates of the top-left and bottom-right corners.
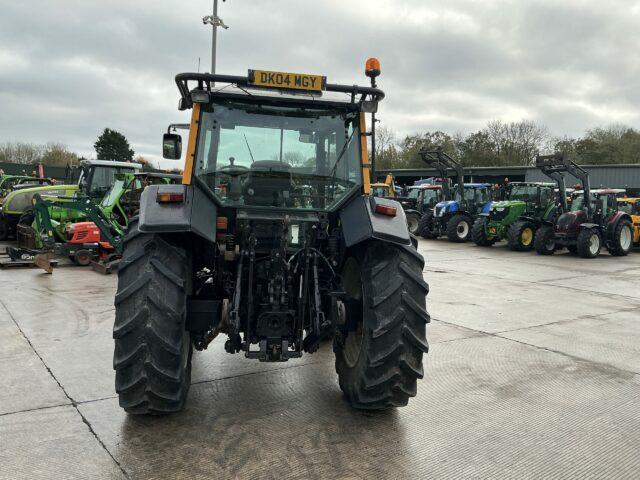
[617, 197, 640, 246]
[370, 174, 396, 198]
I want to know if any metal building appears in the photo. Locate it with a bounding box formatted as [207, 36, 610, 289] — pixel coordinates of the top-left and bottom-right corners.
[378, 164, 640, 195]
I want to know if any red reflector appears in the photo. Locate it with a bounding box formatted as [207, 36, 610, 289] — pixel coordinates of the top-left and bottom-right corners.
[374, 204, 397, 217]
[216, 217, 228, 230]
[157, 192, 184, 203]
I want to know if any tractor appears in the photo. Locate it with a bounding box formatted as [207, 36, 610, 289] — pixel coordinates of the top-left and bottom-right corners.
[0, 160, 141, 241]
[401, 184, 445, 236]
[112, 61, 430, 414]
[471, 182, 557, 250]
[0, 175, 52, 199]
[534, 154, 633, 258]
[416, 148, 491, 242]
[616, 197, 640, 248]
[370, 173, 397, 198]
[14, 171, 179, 270]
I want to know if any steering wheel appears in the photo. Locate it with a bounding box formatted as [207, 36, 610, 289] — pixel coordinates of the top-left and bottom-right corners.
[217, 164, 249, 177]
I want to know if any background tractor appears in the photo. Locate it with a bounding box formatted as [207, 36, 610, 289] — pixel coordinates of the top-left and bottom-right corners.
[370, 173, 397, 198]
[0, 160, 141, 241]
[0, 175, 52, 199]
[616, 197, 640, 247]
[112, 62, 429, 415]
[471, 182, 557, 251]
[14, 170, 179, 270]
[416, 148, 492, 242]
[534, 154, 633, 258]
[401, 184, 445, 235]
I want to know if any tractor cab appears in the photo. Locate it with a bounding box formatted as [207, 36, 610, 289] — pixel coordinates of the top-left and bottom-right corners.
[400, 184, 445, 235]
[488, 182, 556, 219]
[406, 185, 444, 211]
[370, 174, 396, 199]
[449, 183, 492, 214]
[0, 176, 52, 201]
[76, 160, 143, 200]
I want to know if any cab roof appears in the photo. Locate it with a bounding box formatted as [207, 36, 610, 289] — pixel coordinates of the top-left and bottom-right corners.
[593, 188, 626, 195]
[509, 182, 556, 187]
[174, 72, 385, 112]
[82, 160, 143, 169]
[406, 185, 442, 190]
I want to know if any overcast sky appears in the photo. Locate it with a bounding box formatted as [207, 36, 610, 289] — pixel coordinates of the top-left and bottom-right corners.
[1, 0, 639, 167]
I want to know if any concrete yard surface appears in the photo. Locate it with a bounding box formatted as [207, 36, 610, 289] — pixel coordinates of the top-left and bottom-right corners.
[1, 240, 639, 479]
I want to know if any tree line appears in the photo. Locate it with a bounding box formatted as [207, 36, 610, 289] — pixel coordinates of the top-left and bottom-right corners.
[0, 128, 139, 168]
[375, 121, 640, 170]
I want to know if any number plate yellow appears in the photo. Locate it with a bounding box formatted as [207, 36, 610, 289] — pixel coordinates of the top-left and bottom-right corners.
[249, 69, 326, 92]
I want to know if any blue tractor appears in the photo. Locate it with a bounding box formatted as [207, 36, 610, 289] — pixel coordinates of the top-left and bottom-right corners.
[431, 184, 493, 242]
[417, 148, 493, 242]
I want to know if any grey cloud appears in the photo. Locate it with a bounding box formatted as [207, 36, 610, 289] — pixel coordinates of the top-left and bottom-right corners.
[0, 0, 638, 167]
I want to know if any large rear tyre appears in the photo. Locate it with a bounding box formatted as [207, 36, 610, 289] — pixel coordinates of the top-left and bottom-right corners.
[334, 242, 429, 410]
[418, 212, 437, 239]
[446, 214, 472, 242]
[471, 217, 495, 246]
[507, 220, 536, 251]
[534, 225, 555, 255]
[577, 228, 601, 258]
[113, 218, 192, 414]
[608, 220, 633, 256]
[406, 212, 420, 236]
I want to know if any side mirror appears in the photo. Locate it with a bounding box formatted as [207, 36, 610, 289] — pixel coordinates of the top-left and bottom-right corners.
[361, 100, 378, 113]
[163, 133, 182, 160]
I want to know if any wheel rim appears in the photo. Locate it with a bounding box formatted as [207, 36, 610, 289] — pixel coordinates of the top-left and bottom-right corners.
[76, 253, 91, 266]
[521, 227, 533, 246]
[343, 320, 364, 368]
[457, 221, 469, 238]
[589, 233, 600, 255]
[545, 231, 555, 250]
[620, 226, 632, 250]
[408, 217, 419, 234]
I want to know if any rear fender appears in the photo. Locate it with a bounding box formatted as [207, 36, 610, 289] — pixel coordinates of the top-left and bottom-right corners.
[138, 184, 217, 243]
[340, 195, 411, 248]
[606, 212, 632, 240]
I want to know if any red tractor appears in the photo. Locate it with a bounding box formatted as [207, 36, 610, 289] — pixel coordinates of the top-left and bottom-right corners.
[534, 154, 633, 258]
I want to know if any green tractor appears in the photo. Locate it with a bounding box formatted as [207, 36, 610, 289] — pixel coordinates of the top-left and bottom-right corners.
[15, 171, 179, 267]
[471, 182, 558, 250]
[0, 160, 141, 240]
[112, 62, 429, 414]
[0, 175, 52, 199]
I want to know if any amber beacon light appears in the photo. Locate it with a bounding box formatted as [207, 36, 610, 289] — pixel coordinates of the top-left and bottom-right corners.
[365, 57, 381, 78]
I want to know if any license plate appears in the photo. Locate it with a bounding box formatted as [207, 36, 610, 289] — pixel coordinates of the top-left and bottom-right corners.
[249, 69, 325, 92]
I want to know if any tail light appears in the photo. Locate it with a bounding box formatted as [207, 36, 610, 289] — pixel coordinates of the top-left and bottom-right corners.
[374, 204, 397, 217]
[157, 192, 184, 203]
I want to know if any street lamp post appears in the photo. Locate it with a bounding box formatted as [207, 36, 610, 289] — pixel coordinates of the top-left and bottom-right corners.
[202, 0, 229, 74]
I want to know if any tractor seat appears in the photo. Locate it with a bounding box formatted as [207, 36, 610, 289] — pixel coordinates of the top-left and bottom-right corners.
[243, 161, 294, 207]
